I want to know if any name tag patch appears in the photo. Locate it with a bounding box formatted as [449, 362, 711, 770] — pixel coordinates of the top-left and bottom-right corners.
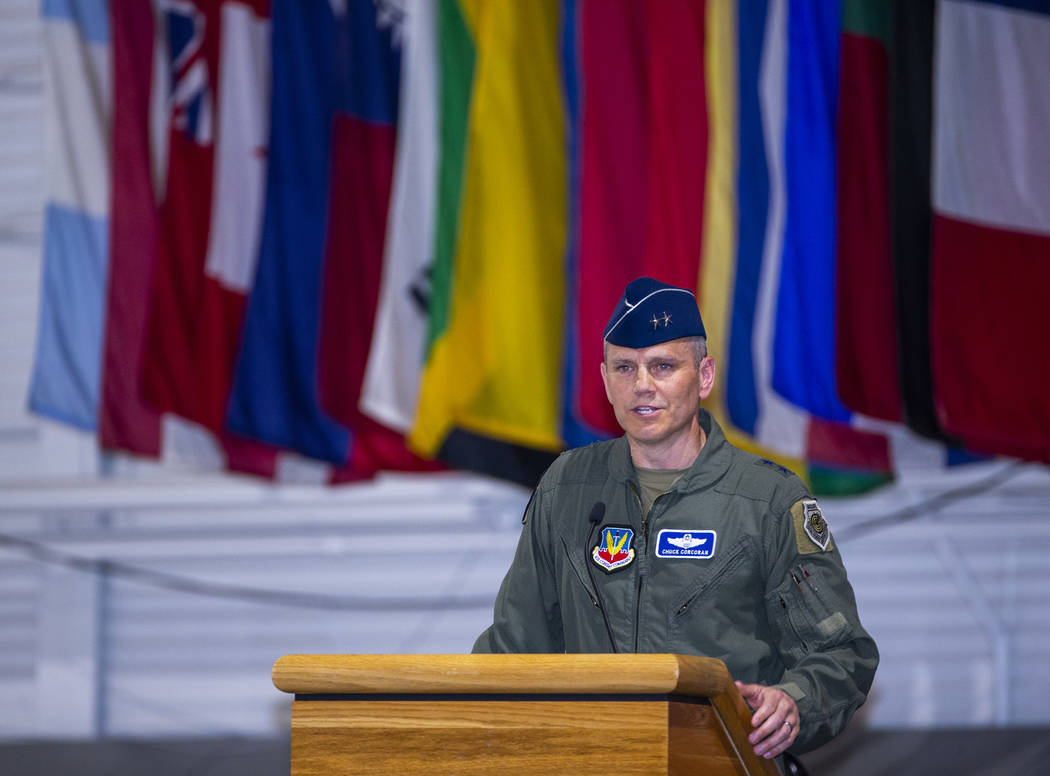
[655, 529, 716, 559]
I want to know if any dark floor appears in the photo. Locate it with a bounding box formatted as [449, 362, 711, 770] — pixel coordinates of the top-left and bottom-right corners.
[3, 727, 1049, 775]
[800, 725, 1050, 776]
[2, 737, 290, 776]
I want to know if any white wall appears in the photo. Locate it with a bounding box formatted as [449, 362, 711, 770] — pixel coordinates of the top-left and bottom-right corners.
[4, 455, 1050, 740]
[3, 0, 1050, 743]
[0, 473, 529, 739]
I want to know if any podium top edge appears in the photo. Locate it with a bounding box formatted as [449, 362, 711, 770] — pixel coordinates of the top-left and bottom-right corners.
[272, 653, 732, 699]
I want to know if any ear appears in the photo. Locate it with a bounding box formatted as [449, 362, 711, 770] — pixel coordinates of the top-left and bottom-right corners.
[698, 356, 716, 401]
[600, 360, 614, 405]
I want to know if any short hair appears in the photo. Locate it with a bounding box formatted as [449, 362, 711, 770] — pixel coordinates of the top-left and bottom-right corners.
[603, 336, 708, 367]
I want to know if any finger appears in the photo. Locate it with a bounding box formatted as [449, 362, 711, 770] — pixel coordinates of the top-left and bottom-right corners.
[769, 722, 799, 758]
[747, 690, 781, 729]
[749, 709, 784, 745]
[754, 718, 797, 759]
[748, 696, 793, 743]
[735, 681, 761, 705]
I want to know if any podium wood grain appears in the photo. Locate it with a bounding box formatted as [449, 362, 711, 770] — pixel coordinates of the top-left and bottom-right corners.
[273, 654, 780, 776]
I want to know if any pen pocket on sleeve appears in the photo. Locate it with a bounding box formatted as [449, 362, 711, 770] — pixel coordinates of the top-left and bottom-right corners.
[768, 562, 852, 659]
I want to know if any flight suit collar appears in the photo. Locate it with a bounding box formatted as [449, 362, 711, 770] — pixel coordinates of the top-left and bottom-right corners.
[610, 408, 733, 493]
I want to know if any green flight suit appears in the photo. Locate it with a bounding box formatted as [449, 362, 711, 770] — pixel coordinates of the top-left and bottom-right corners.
[474, 409, 878, 754]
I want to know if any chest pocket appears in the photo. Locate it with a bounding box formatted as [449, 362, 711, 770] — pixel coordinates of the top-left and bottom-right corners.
[559, 534, 598, 603]
[668, 536, 755, 627]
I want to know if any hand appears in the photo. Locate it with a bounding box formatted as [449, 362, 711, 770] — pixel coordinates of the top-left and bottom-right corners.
[735, 680, 799, 760]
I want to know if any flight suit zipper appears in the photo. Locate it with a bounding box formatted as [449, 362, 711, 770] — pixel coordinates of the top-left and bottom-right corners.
[634, 566, 648, 652]
[628, 483, 646, 652]
[630, 483, 673, 653]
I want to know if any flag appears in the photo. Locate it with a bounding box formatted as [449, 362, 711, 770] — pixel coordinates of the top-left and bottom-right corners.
[565, 0, 708, 440]
[36, 0, 1044, 492]
[409, 0, 567, 457]
[359, 0, 438, 434]
[560, 0, 891, 494]
[709, 0, 893, 493]
[110, 0, 277, 475]
[226, 0, 400, 467]
[557, 0, 590, 448]
[830, 0, 977, 479]
[103, 0, 276, 476]
[418, 0, 475, 422]
[890, 0, 945, 441]
[770, 0, 850, 424]
[316, 0, 400, 435]
[29, 0, 275, 476]
[314, 1, 438, 481]
[100, 0, 163, 456]
[28, 0, 112, 432]
[140, 0, 271, 436]
[834, 0, 900, 424]
[930, 0, 1050, 462]
[720, 0, 809, 462]
[396, 0, 548, 487]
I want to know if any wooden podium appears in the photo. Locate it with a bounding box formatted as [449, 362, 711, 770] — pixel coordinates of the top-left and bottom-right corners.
[272, 653, 781, 775]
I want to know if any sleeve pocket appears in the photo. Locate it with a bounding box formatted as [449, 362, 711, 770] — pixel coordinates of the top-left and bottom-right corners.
[766, 563, 852, 662]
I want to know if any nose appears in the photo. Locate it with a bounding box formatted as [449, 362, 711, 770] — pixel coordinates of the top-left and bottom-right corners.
[634, 367, 655, 394]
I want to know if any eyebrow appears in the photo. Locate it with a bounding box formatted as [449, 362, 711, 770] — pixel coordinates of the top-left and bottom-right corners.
[609, 354, 684, 367]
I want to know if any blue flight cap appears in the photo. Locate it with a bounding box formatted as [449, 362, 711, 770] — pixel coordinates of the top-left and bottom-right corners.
[602, 277, 706, 348]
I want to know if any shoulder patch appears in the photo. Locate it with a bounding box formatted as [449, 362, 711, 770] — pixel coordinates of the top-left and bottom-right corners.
[791, 498, 834, 554]
[756, 458, 791, 478]
[592, 525, 636, 572]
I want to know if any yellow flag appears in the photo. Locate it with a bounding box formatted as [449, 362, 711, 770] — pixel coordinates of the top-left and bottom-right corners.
[410, 0, 567, 457]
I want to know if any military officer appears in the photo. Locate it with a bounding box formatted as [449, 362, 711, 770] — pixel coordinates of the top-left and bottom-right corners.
[474, 277, 878, 763]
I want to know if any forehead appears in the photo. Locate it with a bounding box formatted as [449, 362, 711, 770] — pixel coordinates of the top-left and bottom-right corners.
[605, 338, 694, 362]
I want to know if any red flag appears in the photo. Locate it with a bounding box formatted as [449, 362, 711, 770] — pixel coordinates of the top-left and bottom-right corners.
[141, 0, 270, 436]
[929, 1, 1050, 463]
[835, 11, 901, 423]
[574, 0, 708, 434]
[105, 0, 276, 475]
[100, 0, 162, 456]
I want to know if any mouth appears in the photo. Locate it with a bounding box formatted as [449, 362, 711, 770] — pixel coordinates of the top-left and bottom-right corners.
[632, 406, 661, 417]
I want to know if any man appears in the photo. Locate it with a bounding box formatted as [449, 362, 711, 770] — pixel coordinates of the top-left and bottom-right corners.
[473, 277, 878, 763]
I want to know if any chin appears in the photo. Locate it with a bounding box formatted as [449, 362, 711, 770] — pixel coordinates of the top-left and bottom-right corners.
[627, 426, 668, 445]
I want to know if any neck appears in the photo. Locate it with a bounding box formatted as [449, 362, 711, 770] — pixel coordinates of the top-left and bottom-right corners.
[629, 426, 707, 470]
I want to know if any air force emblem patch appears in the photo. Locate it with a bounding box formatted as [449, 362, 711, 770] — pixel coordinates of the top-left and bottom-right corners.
[791, 498, 833, 553]
[592, 526, 635, 572]
[802, 500, 830, 551]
